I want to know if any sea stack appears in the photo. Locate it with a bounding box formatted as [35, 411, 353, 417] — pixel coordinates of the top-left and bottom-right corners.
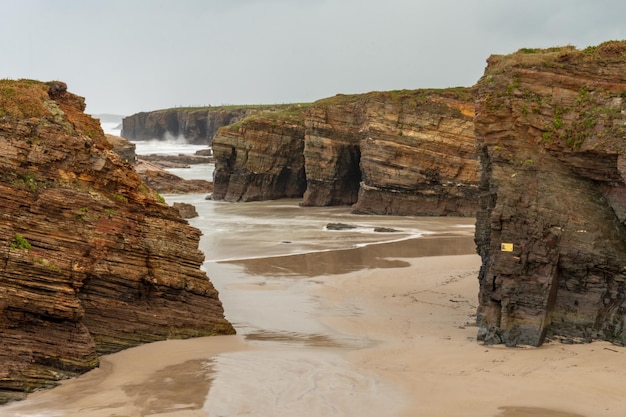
[474, 41, 626, 346]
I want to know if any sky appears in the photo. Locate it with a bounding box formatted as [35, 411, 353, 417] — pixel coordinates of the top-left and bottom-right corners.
[2, 0, 625, 116]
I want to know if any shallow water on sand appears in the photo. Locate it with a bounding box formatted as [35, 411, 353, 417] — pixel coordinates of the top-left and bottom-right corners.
[172, 193, 475, 262]
[0, 196, 476, 417]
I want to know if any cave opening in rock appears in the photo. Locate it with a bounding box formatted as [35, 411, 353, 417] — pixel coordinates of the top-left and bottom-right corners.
[336, 144, 362, 205]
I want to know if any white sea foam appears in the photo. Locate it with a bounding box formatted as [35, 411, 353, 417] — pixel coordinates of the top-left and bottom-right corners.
[132, 140, 209, 156]
[98, 118, 211, 156]
[100, 121, 122, 136]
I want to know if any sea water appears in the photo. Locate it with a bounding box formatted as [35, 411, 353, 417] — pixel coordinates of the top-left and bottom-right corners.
[100, 117, 215, 179]
[100, 118, 211, 155]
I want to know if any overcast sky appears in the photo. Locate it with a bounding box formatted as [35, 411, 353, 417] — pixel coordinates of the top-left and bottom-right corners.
[2, 0, 625, 116]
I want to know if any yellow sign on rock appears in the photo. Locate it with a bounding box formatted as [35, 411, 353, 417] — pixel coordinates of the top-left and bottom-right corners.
[501, 243, 514, 252]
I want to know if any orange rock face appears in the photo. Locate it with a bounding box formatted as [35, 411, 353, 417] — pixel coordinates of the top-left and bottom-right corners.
[0, 80, 234, 404]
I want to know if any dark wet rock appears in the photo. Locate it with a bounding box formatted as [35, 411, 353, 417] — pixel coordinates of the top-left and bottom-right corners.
[135, 161, 212, 194]
[172, 202, 199, 219]
[139, 154, 212, 165]
[326, 223, 357, 230]
[374, 227, 399, 233]
[195, 148, 213, 156]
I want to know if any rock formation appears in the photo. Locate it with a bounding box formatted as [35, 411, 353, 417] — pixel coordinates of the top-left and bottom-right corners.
[212, 90, 478, 216]
[105, 134, 136, 163]
[172, 202, 199, 219]
[212, 110, 307, 201]
[0, 79, 234, 404]
[138, 153, 213, 165]
[474, 41, 626, 347]
[305, 90, 478, 215]
[135, 160, 213, 194]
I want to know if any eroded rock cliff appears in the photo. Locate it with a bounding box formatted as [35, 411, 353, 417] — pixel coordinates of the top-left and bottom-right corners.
[212, 109, 307, 201]
[306, 90, 478, 215]
[0, 80, 234, 403]
[212, 90, 479, 216]
[474, 41, 626, 346]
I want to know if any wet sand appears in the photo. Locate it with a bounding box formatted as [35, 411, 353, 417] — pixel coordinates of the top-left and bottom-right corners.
[312, 253, 626, 417]
[2, 235, 626, 416]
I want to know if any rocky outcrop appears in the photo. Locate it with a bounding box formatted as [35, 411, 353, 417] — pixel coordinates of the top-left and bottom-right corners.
[138, 153, 213, 165]
[212, 90, 478, 216]
[105, 134, 136, 162]
[135, 160, 213, 194]
[121, 108, 251, 144]
[212, 111, 307, 201]
[172, 202, 199, 219]
[121, 105, 297, 145]
[474, 41, 626, 347]
[0, 79, 233, 403]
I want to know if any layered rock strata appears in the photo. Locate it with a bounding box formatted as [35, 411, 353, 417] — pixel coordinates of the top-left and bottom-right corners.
[212, 112, 307, 201]
[212, 90, 479, 216]
[0, 80, 233, 403]
[474, 41, 626, 347]
[305, 90, 478, 215]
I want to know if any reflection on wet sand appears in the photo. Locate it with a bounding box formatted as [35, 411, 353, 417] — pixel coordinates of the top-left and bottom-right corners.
[203, 350, 406, 417]
[0, 335, 252, 417]
[244, 330, 341, 347]
[122, 359, 214, 416]
[497, 406, 586, 417]
[225, 235, 476, 276]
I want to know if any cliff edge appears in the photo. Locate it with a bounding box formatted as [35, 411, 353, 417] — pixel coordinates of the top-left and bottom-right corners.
[0, 80, 234, 403]
[474, 41, 626, 346]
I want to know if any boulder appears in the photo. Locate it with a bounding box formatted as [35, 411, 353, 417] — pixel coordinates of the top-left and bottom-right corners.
[172, 202, 199, 219]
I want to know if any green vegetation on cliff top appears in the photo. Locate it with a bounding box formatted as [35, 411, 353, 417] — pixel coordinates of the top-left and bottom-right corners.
[224, 87, 475, 132]
[165, 86, 475, 117]
[227, 104, 309, 132]
[163, 102, 311, 112]
[313, 86, 475, 107]
[486, 40, 626, 73]
[0, 79, 50, 118]
[481, 40, 626, 153]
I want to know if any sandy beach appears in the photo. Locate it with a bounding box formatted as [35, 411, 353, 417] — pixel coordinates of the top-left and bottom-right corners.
[313, 253, 626, 417]
[2, 213, 626, 416]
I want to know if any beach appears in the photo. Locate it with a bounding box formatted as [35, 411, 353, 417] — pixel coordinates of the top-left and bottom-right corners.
[2, 235, 626, 416]
[314, 253, 626, 417]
